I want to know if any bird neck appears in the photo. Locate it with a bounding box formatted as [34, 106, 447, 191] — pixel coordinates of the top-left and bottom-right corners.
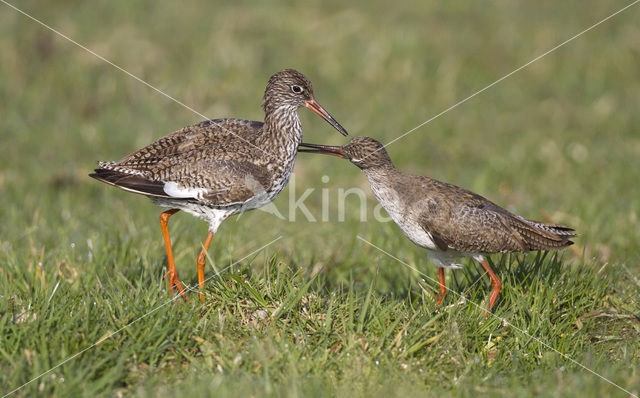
[362, 166, 403, 209]
[259, 105, 303, 158]
[361, 163, 399, 183]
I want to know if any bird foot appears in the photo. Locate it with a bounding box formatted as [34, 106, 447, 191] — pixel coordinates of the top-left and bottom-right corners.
[164, 270, 188, 301]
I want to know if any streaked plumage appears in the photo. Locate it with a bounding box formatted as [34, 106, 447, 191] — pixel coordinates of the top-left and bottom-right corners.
[91, 69, 348, 300]
[299, 136, 576, 314]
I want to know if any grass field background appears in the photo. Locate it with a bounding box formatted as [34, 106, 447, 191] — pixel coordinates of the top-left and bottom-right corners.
[1, 0, 639, 396]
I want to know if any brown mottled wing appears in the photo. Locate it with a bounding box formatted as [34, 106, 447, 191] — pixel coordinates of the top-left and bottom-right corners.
[177, 159, 273, 206]
[92, 159, 273, 206]
[113, 118, 263, 169]
[418, 196, 529, 254]
[415, 178, 574, 253]
[92, 118, 273, 205]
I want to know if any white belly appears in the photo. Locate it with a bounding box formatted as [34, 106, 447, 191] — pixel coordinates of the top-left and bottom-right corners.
[151, 197, 236, 233]
[369, 182, 438, 250]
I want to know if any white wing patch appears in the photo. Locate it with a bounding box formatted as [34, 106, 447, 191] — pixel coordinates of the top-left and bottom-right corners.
[163, 181, 207, 199]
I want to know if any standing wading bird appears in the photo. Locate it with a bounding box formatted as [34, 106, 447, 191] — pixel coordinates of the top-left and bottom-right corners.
[299, 136, 575, 315]
[90, 69, 348, 302]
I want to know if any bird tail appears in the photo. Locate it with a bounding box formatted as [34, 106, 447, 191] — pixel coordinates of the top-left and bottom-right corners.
[510, 217, 577, 251]
[89, 168, 170, 198]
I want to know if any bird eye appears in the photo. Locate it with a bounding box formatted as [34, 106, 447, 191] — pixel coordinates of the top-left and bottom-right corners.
[291, 85, 303, 94]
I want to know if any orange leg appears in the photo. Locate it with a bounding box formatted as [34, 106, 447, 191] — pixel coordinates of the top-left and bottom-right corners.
[195, 231, 214, 302]
[436, 267, 447, 305]
[480, 260, 502, 316]
[159, 209, 187, 300]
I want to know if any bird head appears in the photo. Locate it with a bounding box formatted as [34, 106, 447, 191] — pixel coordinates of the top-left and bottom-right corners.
[263, 69, 348, 136]
[299, 136, 393, 170]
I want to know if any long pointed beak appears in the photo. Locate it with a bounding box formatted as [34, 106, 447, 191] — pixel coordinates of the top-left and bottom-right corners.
[298, 142, 346, 158]
[305, 99, 348, 136]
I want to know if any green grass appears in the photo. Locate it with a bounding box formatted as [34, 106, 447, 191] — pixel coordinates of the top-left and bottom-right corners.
[1, 0, 640, 396]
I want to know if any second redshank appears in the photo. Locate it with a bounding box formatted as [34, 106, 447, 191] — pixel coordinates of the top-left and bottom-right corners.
[90, 69, 348, 301]
[299, 136, 576, 314]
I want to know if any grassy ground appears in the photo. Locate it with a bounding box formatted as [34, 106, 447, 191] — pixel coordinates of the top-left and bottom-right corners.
[1, 0, 640, 396]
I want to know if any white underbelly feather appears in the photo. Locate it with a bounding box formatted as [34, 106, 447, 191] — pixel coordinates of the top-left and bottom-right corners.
[369, 183, 438, 250]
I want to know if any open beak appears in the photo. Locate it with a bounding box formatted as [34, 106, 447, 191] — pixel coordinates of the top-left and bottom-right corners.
[305, 99, 348, 136]
[298, 142, 346, 158]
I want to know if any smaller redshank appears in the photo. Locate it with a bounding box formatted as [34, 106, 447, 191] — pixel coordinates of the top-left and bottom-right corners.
[91, 69, 347, 301]
[299, 136, 576, 314]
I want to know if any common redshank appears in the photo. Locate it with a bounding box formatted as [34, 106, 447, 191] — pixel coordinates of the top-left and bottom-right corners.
[299, 136, 575, 314]
[90, 69, 348, 301]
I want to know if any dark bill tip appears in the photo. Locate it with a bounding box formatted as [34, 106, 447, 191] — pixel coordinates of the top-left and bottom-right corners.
[305, 100, 348, 136]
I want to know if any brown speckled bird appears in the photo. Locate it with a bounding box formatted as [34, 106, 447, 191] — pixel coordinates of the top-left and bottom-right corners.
[299, 136, 575, 314]
[90, 69, 347, 301]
